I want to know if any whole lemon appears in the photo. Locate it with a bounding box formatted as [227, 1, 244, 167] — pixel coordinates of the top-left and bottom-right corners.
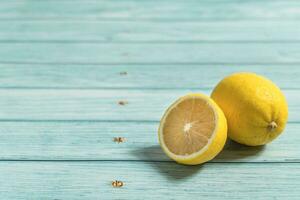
[211, 72, 288, 146]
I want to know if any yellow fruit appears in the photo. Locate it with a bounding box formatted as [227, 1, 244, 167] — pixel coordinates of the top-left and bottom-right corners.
[158, 93, 227, 165]
[211, 72, 288, 146]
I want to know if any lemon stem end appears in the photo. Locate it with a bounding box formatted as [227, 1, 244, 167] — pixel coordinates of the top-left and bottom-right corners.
[268, 121, 277, 131]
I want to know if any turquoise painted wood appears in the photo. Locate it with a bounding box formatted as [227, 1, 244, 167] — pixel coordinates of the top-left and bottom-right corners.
[0, 162, 299, 200]
[0, 121, 299, 162]
[0, 64, 298, 89]
[0, 21, 299, 42]
[0, 0, 299, 199]
[1, 43, 300, 64]
[1, 0, 300, 20]
[0, 89, 298, 121]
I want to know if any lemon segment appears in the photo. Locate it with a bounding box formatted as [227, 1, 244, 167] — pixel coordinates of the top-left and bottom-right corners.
[158, 93, 227, 165]
[211, 72, 288, 146]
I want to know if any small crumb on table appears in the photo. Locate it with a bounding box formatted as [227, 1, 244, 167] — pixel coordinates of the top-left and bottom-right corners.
[113, 137, 126, 143]
[119, 71, 127, 75]
[112, 180, 124, 188]
[118, 100, 128, 105]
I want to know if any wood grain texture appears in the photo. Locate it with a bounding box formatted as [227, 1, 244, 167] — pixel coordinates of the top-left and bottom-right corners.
[0, 21, 299, 42]
[1, 0, 300, 20]
[0, 162, 299, 200]
[0, 89, 297, 121]
[0, 64, 298, 89]
[1, 43, 300, 64]
[1, 0, 299, 199]
[0, 121, 298, 162]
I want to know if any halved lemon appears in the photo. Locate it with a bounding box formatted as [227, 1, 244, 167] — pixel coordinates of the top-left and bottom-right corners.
[158, 93, 227, 165]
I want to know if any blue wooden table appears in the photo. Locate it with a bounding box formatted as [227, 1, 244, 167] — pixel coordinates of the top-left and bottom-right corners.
[1, 0, 300, 199]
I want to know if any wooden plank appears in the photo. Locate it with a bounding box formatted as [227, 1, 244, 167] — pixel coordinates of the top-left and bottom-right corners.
[1, 43, 300, 64]
[1, 0, 300, 20]
[0, 64, 298, 89]
[0, 121, 298, 162]
[0, 21, 299, 42]
[0, 161, 299, 199]
[0, 89, 297, 121]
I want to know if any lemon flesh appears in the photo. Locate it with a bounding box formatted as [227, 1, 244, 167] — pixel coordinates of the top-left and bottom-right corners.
[211, 72, 288, 146]
[158, 94, 227, 165]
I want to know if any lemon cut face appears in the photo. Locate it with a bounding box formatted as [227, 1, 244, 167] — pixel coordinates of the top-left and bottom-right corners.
[158, 94, 227, 165]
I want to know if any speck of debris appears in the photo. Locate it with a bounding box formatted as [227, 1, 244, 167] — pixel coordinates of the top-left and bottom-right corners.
[118, 100, 128, 105]
[119, 71, 127, 75]
[114, 137, 126, 143]
[112, 180, 124, 188]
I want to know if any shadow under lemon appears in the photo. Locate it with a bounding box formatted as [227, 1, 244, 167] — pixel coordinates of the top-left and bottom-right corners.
[132, 145, 203, 181]
[132, 139, 265, 181]
[214, 139, 266, 161]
